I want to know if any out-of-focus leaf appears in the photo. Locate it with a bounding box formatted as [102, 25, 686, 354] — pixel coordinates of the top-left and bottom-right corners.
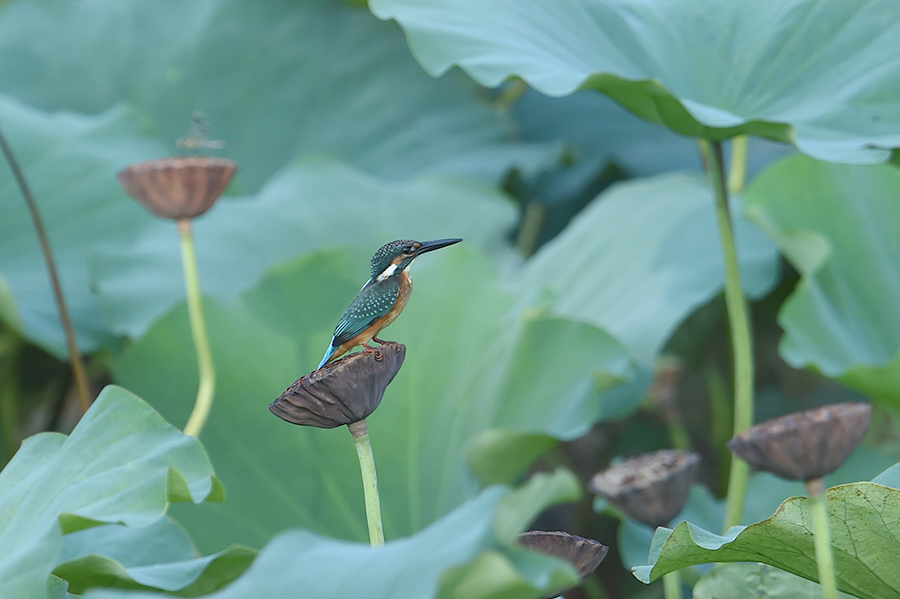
[515, 173, 780, 364]
[0, 0, 550, 190]
[633, 481, 900, 599]
[693, 563, 856, 599]
[85, 472, 580, 599]
[91, 157, 518, 340]
[114, 247, 631, 551]
[0, 96, 164, 355]
[54, 518, 255, 596]
[513, 90, 793, 183]
[465, 430, 559, 487]
[744, 156, 900, 406]
[0, 386, 220, 599]
[371, 0, 900, 164]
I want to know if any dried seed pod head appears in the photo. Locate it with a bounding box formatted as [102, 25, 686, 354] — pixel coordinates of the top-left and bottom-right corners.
[588, 449, 700, 528]
[518, 531, 608, 587]
[269, 342, 406, 428]
[118, 156, 237, 219]
[727, 401, 872, 482]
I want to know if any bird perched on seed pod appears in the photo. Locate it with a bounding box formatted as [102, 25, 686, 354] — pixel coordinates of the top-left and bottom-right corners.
[317, 238, 462, 370]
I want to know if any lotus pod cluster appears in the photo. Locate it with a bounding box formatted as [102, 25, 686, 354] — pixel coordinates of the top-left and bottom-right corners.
[118, 156, 237, 220]
[270, 342, 406, 428]
[518, 531, 608, 599]
[589, 449, 700, 528]
[727, 401, 872, 482]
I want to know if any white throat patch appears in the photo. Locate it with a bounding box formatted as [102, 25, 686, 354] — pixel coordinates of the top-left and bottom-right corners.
[376, 263, 398, 281]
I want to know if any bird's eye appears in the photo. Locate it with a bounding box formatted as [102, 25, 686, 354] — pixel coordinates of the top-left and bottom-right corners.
[403, 244, 413, 253]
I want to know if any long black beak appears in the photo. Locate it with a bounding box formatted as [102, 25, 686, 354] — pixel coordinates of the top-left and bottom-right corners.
[415, 238, 463, 255]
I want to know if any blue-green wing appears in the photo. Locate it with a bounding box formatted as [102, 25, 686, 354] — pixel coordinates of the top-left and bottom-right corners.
[331, 278, 400, 346]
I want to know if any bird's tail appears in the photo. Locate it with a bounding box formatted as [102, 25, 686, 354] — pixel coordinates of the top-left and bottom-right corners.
[317, 345, 337, 370]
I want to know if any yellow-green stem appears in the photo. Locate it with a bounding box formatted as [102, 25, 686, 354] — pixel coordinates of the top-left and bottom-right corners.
[727, 135, 749, 194]
[663, 570, 682, 599]
[349, 419, 384, 546]
[179, 219, 216, 437]
[704, 140, 755, 531]
[806, 478, 838, 599]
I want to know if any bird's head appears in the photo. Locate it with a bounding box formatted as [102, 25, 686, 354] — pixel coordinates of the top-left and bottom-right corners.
[370, 238, 462, 281]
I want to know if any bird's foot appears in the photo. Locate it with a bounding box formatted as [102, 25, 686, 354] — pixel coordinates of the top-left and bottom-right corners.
[362, 343, 384, 361]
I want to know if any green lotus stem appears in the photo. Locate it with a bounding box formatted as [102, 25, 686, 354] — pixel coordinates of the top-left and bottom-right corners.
[0, 125, 92, 413]
[349, 419, 385, 546]
[806, 478, 838, 599]
[727, 135, 749, 194]
[663, 570, 681, 599]
[179, 219, 216, 437]
[704, 140, 755, 531]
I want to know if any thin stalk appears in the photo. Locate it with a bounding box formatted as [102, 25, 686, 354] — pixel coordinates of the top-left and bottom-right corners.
[0, 330, 20, 462]
[806, 478, 838, 599]
[0, 126, 91, 413]
[727, 135, 749, 194]
[349, 419, 384, 546]
[515, 202, 547, 258]
[179, 219, 216, 437]
[663, 570, 682, 599]
[704, 140, 755, 532]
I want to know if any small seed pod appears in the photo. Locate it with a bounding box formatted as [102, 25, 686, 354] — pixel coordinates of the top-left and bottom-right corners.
[270, 343, 406, 428]
[589, 449, 700, 528]
[727, 401, 872, 482]
[518, 531, 608, 591]
[118, 156, 237, 219]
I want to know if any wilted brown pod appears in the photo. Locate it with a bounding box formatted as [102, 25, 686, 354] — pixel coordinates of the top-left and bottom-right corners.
[118, 156, 237, 219]
[518, 531, 608, 599]
[589, 449, 700, 528]
[270, 342, 406, 428]
[727, 401, 872, 481]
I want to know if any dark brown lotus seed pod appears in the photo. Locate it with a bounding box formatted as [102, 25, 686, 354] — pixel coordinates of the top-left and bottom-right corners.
[118, 156, 237, 219]
[727, 401, 872, 482]
[269, 342, 405, 428]
[588, 449, 700, 528]
[518, 531, 608, 586]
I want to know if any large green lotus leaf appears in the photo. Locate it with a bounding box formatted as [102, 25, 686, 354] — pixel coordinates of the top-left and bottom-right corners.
[0, 386, 220, 599]
[693, 563, 856, 599]
[0, 95, 165, 355]
[743, 156, 900, 405]
[370, 0, 900, 164]
[91, 156, 517, 340]
[114, 246, 631, 551]
[53, 518, 255, 596]
[515, 172, 780, 364]
[513, 90, 793, 184]
[84, 471, 582, 599]
[633, 481, 900, 599]
[616, 446, 895, 569]
[0, 0, 549, 191]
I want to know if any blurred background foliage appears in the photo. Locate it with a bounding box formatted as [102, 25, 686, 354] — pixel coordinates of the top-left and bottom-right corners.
[1, 0, 899, 597]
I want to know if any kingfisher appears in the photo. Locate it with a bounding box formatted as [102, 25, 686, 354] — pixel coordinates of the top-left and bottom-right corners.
[317, 238, 462, 370]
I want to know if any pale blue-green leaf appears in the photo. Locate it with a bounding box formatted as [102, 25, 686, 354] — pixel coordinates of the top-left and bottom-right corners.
[0, 386, 218, 599]
[694, 563, 856, 599]
[85, 477, 579, 599]
[371, 0, 900, 164]
[54, 518, 255, 595]
[744, 156, 900, 405]
[0, 0, 549, 190]
[515, 173, 780, 365]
